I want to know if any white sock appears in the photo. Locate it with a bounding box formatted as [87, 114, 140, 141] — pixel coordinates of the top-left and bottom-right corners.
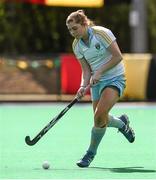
[107, 114, 125, 129]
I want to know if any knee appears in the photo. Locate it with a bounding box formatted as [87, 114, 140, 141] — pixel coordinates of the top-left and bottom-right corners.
[94, 109, 109, 128]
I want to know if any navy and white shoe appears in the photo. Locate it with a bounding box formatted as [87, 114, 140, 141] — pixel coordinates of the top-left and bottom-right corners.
[118, 114, 135, 143]
[76, 151, 95, 168]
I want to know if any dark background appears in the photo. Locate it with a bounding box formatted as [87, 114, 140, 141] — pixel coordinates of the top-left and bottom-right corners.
[0, 0, 155, 55]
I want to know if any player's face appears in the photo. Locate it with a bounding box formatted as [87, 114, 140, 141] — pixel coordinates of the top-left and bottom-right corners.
[67, 21, 86, 39]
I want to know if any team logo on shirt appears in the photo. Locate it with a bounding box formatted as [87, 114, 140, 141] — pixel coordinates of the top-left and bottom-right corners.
[95, 43, 100, 50]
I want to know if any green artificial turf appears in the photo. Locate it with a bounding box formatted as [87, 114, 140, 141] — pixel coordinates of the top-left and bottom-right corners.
[0, 102, 156, 179]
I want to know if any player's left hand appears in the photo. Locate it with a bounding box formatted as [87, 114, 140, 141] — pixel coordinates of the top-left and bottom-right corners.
[90, 72, 101, 85]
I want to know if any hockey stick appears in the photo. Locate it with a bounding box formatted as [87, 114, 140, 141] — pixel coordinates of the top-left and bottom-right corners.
[25, 86, 90, 146]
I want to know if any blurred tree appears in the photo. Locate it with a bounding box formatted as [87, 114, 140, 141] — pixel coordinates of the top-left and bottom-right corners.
[104, 0, 131, 5]
[0, 0, 155, 55]
[147, 0, 156, 53]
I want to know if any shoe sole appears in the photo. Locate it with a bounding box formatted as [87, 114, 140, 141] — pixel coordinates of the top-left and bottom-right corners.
[76, 162, 89, 168]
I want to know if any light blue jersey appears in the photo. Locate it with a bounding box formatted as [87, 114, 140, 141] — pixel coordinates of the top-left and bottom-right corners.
[72, 26, 125, 81]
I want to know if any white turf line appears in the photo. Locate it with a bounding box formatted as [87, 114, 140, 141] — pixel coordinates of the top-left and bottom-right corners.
[0, 102, 156, 108]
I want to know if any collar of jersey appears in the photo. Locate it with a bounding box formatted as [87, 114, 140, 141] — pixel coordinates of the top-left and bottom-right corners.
[80, 27, 93, 47]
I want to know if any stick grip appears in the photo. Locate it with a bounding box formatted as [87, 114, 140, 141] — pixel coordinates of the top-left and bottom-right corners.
[76, 84, 90, 100]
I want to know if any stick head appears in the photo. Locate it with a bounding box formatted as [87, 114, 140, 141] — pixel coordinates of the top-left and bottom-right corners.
[25, 136, 34, 146]
[25, 135, 40, 146]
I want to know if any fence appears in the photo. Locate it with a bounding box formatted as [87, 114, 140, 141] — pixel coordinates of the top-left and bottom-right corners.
[0, 53, 156, 101]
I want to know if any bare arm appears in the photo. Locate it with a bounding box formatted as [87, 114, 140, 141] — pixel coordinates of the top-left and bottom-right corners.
[76, 58, 91, 98]
[78, 58, 91, 87]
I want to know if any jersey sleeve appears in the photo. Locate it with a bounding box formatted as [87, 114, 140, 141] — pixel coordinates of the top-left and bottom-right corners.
[97, 29, 116, 48]
[72, 39, 84, 60]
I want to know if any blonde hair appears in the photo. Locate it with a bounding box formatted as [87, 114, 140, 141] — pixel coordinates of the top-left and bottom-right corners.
[66, 10, 94, 26]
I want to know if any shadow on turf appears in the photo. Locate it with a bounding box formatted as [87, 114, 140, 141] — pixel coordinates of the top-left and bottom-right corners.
[34, 166, 156, 173]
[90, 166, 156, 173]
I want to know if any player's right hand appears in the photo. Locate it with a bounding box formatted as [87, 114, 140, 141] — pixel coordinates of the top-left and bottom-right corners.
[76, 86, 86, 99]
